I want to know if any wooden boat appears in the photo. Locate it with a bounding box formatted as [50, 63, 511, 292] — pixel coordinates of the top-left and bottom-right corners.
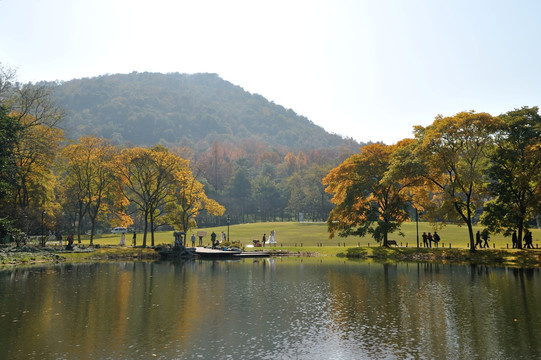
[195, 247, 242, 258]
[194, 247, 270, 258]
[233, 251, 271, 258]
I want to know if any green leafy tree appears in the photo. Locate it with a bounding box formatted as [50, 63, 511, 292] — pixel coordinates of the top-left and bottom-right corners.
[226, 166, 252, 222]
[284, 173, 306, 218]
[481, 107, 541, 248]
[412, 111, 500, 251]
[302, 164, 334, 221]
[0, 105, 22, 203]
[252, 175, 284, 221]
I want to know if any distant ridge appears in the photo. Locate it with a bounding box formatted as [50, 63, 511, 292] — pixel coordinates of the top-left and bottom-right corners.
[50, 72, 361, 153]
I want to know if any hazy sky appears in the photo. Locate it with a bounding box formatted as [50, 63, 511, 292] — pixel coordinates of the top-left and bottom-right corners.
[2, 0, 540, 144]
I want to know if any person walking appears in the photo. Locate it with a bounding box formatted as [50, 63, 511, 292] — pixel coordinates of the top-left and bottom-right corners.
[262, 233, 266, 247]
[512, 230, 518, 248]
[475, 230, 482, 249]
[524, 230, 533, 249]
[481, 229, 490, 249]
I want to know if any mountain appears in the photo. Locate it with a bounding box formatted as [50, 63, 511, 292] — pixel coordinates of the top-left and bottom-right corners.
[50, 72, 360, 153]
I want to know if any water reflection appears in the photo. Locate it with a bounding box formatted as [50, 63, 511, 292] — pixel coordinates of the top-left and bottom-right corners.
[0, 259, 540, 359]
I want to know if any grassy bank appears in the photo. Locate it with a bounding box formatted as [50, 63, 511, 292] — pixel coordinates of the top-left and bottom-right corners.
[0, 245, 159, 266]
[50, 221, 541, 250]
[2, 221, 540, 267]
[343, 246, 541, 267]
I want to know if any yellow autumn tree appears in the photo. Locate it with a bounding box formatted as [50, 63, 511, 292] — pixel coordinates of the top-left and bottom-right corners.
[323, 142, 411, 246]
[0, 71, 65, 237]
[116, 146, 188, 247]
[59, 136, 121, 245]
[10, 113, 63, 234]
[165, 163, 225, 233]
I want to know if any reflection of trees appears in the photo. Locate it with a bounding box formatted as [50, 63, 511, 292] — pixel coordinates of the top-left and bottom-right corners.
[1, 262, 540, 358]
[509, 268, 539, 355]
[326, 263, 541, 359]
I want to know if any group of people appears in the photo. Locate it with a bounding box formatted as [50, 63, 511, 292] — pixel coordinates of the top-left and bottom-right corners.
[254, 230, 276, 247]
[421, 231, 440, 248]
[118, 231, 137, 247]
[52, 231, 74, 250]
[186, 231, 224, 248]
[512, 230, 535, 249]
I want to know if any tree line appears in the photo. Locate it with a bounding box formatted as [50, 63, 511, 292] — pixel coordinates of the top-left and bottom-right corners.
[0, 65, 353, 245]
[323, 108, 541, 251]
[1, 106, 224, 247]
[7, 63, 538, 251]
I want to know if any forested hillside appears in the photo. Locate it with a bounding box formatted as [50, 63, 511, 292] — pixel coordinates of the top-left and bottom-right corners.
[50, 72, 360, 153]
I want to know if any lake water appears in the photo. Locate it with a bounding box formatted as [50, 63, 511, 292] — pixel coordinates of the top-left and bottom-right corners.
[0, 258, 540, 359]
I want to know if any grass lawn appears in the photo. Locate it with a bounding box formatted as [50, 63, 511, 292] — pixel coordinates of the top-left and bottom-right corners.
[5, 221, 539, 267]
[72, 221, 540, 250]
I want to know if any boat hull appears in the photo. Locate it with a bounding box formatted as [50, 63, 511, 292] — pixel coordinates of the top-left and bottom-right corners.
[195, 247, 270, 258]
[195, 247, 242, 258]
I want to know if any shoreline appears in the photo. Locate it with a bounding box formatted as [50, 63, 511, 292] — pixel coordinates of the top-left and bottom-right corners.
[340, 246, 541, 267]
[1, 244, 540, 268]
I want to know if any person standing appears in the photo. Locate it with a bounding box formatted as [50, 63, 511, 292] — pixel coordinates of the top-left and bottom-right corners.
[191, 233, 196, 247]
[433, 232, 440, 248]
[132, 231, 137, 247]
[262, 233, 266, 247]
[427, 232, 433, 248]
[512, 230, 518, 248]
[422, 232, 428, 247]
[269, 230, 276, 245]
[66, 233, 74, 250]
[120, 232, 126, 246]
[211, 232, 217, 248]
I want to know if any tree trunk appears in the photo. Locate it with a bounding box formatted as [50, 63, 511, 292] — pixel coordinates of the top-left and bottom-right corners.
[517, 218, 523, 249]
[467, 220, 475, 252]
[89, 217, 96, 246]
[142, 211, 148, 247]
[150, 211, 155, 247]
[76, 219, 83, 244]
